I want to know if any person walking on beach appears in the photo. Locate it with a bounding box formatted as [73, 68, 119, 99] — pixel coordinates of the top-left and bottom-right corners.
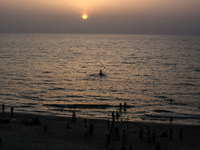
[122, 130, 127, 145]
[112, 111, 115, 122]
[107, 119, 110, 129]
[84, 126, 88, 140]
[129, 145, 133, 150]
[155, 143, 161, 150]
[169, 127, 173, 140]
[119, 103, 122, 112]
[114, 126, 119, 141]
[84, 118, 87, 127]
[2, 103, 5, 114]
[44, 124, 47, 133]
[11, 106, 14, 117]
[72, 111, 76, 123]
[147, 131, 152, 145]
[139, 127, 145, 142]
[89, 123, 94, 138]
[112, 111, 115, 127]
[152, 129, 156, 144]
[116, 111, 120, 122]
[124, 102, 127, 111]
[105, 128, 111, 147]
[121, 144, 126, 150]
[179, 127, 182, 140]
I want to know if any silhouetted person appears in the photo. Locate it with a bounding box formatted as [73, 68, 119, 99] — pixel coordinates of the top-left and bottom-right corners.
[169, 127, 173, 140]
[105, 128, 111, 147]
[44, 124, 47, 133]
[89, 123, 94, 138]
[129, 145, 133, 150]
[114, 126, 119, 141]
[119, 103, 122, 112]
[124, 102, 127, 111]
[170, 116, 173, 123]
[121, 144, 126, 150]
[152, 129, 156, 144]
[147, 132, 152, 145]
[155, 143, 161, 150]
[11, 106, 14, 117]
[160, 131, 168, 138]
[99, 70, 103, 76]
[67, 123, 70, 129]
[72, 111, 76, 123]
[122, 130, 127, 145]
[112, 111, 115, 127]
[84, 126, 88, 140]
[107, 119, 110, 128]
[139, 127, 145, 142]
[179, 127, 182, 140]
[33, 117, 41, 125]
[84, 118, 86, 127]
[2, 103, 5, 114]
[116, 111, 120, 122]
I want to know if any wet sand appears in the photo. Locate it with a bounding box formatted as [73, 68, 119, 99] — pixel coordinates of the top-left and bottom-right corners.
[0, 112, 199, 150]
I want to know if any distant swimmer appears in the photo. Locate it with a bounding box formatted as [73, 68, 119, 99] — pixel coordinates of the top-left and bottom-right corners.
[99, 67, 105, 76]
[99, 70, 103, 76]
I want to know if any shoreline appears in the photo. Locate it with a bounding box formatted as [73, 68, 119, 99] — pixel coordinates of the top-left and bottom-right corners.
[0, 112, 200, 150]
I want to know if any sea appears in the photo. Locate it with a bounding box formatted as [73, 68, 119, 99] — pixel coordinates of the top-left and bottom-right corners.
[0, 33, 200, 125]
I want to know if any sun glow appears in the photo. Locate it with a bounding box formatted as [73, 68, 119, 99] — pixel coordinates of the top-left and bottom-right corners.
[82, 14, 88, 19]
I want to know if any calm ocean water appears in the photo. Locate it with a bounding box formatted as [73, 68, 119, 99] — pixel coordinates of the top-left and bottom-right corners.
[0, 34, 200, 125]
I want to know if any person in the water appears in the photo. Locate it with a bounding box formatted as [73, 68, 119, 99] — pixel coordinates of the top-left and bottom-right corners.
[99, 70, 103, 76]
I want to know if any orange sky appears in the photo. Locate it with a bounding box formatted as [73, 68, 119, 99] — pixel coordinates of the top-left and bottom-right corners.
[0, 0, 200, 34]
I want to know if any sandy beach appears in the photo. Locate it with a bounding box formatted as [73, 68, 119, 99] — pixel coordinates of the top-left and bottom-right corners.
[0, 112, 199, 150]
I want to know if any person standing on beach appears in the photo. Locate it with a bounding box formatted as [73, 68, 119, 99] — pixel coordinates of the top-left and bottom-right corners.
[179, 127, 182, 140]
[122, 130, 127, 145]
[105, 128, 111, 147]
[155, 143, 161, 150]
[169, 127, 173, 140]
[107, 119, 110, 129]
[139, 127, 145, 142]
[116, 111, 120, 122]
[121, 144, 126, 150]
[112, 111, 115, 127]
[44, 124, 47, 133]
[2, 104, 5, 114]
[152, 129, 156, 144]
[114, 126, 119, 141]
[84, 118, 86, 127]
[84, 126, 88, 140]
[129, 145, 133, 150]
[89, 123, 94, 138]
[11, 106, 14, 117]
[72, 111, 76, 123]
[112, 111, 115, 122]
[119, 103, 122, 112]
[124, 102, 127, 111]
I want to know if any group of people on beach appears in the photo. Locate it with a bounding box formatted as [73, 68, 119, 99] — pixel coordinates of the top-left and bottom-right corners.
[1, 102, 185, 150]
[1, 104, 14, 117]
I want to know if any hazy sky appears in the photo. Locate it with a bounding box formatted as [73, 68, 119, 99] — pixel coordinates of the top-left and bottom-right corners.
[0, 0, 200, 35]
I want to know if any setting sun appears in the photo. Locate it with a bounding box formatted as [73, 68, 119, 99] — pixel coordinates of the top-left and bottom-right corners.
[82, 14, 88, 19]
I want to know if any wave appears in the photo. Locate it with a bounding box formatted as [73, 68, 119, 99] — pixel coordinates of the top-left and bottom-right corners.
[153, 109, 173, 113]
[43, 104, 110, 109]
[43, 104, 133, 109]
[145, 113, 200, 120]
